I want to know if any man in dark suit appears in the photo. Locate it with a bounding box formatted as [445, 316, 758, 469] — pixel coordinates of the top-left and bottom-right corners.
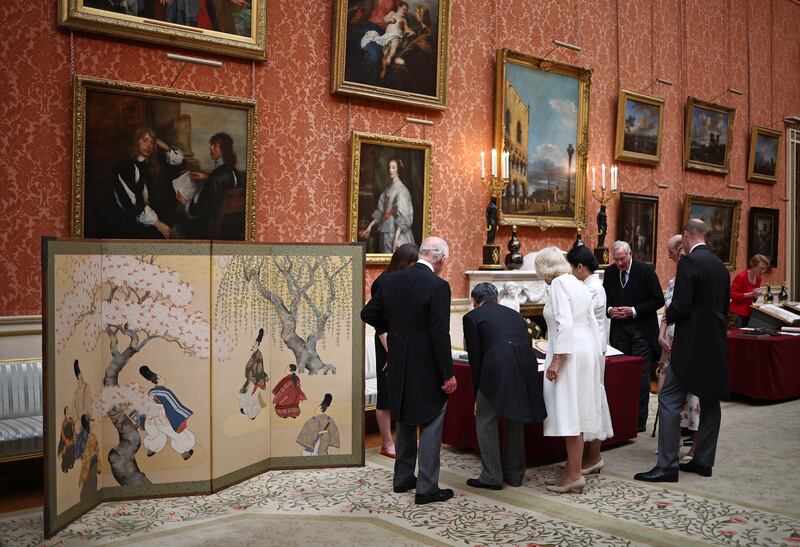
[635, 219, 730, 482]
[603, 240, 665, 432]
[361, 236, 457, 504]
[462, 283, 546, 490]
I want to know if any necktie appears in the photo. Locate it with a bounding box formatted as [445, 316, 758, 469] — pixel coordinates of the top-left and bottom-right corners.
[622, 270, 629, 288]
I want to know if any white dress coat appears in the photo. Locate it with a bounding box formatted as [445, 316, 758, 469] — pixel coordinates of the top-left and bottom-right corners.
[582, 273, 614, 441]
[542, 274, 604, 437]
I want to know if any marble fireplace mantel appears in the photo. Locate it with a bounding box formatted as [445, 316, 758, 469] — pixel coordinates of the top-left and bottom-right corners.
[465, 252, 605, 313]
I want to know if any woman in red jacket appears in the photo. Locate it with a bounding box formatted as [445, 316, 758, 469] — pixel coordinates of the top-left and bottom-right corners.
[729, 254, 770, 327]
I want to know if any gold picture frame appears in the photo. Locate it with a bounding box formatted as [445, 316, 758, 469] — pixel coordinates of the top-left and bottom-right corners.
[683, 193, 742, 270]
[494, 49, 591, 229]
[348, 131, 432, 265]
[58, 0, 267, 60]
[614, 89, 665, 165]
[330, 0, 451, 110]
[684, 96, 736, 175]
[747, 125, 782, 184]
[71, 76, 258, 240]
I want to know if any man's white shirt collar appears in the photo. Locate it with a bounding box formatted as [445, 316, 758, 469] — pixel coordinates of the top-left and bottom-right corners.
[417, 258, 435, 272]
[690, 242, 704, 253]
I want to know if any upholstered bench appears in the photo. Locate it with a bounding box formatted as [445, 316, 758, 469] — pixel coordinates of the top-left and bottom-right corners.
[0, 359, 43, 462]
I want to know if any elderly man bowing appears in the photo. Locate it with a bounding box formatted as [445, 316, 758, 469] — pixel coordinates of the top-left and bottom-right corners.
[361, 236, 457, 505]
[462, 283, 546, 490]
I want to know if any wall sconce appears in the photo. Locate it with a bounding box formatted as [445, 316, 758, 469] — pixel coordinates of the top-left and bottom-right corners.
[709, 87, 744, 103]
[391, 116, 434, 135]
[641, 77, 673, 93]
[166, 53, 222, 87]
[541, 39, 582, 59]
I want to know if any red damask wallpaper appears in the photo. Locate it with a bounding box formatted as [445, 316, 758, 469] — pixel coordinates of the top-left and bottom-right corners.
[1, 0, 799, 316]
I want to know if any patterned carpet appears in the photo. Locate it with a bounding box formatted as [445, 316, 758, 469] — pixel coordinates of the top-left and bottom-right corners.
[1, 442, 799, 546]
[3, 397, 799, 546]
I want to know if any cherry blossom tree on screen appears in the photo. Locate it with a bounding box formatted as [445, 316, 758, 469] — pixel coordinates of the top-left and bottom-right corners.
[56, 255, 232, 486]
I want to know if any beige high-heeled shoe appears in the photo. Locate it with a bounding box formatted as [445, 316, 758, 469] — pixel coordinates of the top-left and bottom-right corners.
[546, 476, 586, 494]
[581, 458, 605, 475]
[545, 476, 559, 486]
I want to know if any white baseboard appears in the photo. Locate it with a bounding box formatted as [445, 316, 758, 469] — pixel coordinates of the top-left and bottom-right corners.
[0, 315, 42, 361]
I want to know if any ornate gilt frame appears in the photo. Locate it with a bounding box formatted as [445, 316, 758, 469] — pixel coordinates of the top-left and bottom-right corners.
[747, 125, 783, 184]
[348, 131, 432, 265]
[58, 0, 267, 60]
[617, 192, 659, 267]
[330, 0, 451, 110]
[684, 97, 736, 175]
[494, 49, 591, 229]
[682, 193, 742, 270]
[70, 76, 258, 240]
[614, 89, 665, 166]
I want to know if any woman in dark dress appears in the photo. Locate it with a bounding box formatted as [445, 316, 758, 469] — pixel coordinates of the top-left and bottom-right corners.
[369, 242, 419, 458]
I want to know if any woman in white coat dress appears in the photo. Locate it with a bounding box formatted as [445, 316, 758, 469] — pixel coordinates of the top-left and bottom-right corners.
[535, 247, 604, 494]
[566, 245, 613, 475]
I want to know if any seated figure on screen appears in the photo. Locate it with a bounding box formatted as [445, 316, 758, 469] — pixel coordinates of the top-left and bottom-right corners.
[139, 365, 196, 460]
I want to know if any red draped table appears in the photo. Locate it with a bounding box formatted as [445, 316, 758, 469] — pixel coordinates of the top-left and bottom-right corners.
[727, 330, 800, 400]
[442, 355, 644, 464]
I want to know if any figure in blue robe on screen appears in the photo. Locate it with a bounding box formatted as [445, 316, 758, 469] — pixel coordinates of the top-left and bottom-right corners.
[139, 365, 196, 460]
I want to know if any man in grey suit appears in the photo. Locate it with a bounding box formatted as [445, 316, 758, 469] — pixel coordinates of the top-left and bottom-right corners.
[635, 219, 730, 482]
[361, 236, 457, 504]
[462, 283, 546, 490]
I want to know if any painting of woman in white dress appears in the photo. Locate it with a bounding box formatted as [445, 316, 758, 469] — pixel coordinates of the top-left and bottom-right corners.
[349, 132, 432, 263]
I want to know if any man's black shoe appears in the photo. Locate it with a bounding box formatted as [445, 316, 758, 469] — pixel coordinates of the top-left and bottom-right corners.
[679, 460, 712, 477]
[466, 478, 502, 490]
[414, 488, 454, 504]
[393, 477, 417, 493]
[637, 425, 647, 433]
[633, 466, 678, 482]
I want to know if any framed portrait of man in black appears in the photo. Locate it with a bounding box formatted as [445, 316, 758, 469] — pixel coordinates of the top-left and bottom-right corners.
[71, 76, 258, 241]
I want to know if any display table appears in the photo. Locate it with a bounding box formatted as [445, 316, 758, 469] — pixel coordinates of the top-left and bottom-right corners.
[442, 355, 643, 464]
[727, 330, 800, 400]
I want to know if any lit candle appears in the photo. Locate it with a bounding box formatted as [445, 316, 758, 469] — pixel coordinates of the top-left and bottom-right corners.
[591, 166, 596, 191]
[601, 164, 606, 189]
[491, 149, 497, 177]
[501, 151, 509, 179]
[480, 151, 485, 178]
[612, 166, 618, 190]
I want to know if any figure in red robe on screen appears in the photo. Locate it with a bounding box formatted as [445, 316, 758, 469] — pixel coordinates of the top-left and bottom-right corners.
[272, 364, 306, 418]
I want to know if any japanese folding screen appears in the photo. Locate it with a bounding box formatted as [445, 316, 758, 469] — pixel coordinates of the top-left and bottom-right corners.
[43, 240, 364, 537]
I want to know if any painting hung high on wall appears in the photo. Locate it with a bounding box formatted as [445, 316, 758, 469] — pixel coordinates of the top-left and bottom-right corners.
[331, 0, 451, 110]
[684, 97, 736, 175]
[71, 76, 257, 241]
[683, 194, 742, 269]
[58, 0, 267, 60]
[747, 126, 782, 184]
[348, 131, 432, 264]
[614, 90, 665, 165]
[748, 207, 779, 267]
[494, 49, 591, 229]
[617, 192, 659, 266]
